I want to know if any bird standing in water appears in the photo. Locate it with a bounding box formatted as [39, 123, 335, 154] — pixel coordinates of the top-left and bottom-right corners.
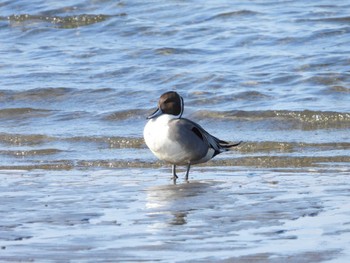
[144, 91, 241, 184]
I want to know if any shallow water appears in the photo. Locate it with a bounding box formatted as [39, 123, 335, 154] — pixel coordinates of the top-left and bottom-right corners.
[1, 168, 350, 262]
[0, 0, 350, 262]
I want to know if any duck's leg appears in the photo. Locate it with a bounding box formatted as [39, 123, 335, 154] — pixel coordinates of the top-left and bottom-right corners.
[172, 164, 178, 184]
[185, 163, 191, 183]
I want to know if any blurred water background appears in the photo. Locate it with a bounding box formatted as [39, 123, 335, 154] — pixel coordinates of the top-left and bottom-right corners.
[0, 0, 349, 262]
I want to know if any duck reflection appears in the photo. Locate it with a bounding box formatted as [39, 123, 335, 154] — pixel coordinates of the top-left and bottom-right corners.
[146, 180, 213, 228]
[170, 211, 187, 226]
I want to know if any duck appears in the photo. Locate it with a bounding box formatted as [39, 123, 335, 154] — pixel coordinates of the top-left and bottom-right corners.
[143, 91, 241, 183]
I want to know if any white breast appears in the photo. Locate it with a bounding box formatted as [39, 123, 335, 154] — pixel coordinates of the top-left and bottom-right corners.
[143, 114, 189, 164]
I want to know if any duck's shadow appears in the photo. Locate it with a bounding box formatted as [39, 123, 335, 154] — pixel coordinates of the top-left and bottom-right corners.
[145, 180, 219, 227]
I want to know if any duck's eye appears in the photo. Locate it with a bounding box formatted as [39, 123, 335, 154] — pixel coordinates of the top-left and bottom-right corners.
[164, 98, 173, 104]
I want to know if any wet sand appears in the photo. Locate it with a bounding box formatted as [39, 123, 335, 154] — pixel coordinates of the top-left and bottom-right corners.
[1, 166, 349, 262]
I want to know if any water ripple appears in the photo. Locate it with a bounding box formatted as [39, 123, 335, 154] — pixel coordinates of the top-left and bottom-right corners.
[4, 13, 125, 29]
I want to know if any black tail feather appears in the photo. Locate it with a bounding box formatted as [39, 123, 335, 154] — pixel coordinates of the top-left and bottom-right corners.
[219, 140, 242, 149]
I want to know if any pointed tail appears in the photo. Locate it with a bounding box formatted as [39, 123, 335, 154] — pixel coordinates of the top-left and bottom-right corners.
[219, 140, 242, 150]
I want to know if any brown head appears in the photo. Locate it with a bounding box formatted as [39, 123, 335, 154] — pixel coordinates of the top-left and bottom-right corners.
[147, 91, 184, 119]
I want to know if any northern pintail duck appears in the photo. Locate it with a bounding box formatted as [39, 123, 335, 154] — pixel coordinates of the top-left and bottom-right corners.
[144, 91, 241, 183]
